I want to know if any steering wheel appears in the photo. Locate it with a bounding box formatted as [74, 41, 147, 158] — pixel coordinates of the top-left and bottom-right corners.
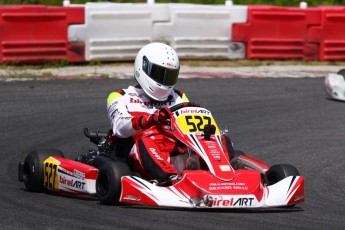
[156, 102, 201, 138]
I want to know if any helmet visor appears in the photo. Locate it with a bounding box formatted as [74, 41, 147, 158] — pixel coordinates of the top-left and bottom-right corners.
[143, 56, 179, 86]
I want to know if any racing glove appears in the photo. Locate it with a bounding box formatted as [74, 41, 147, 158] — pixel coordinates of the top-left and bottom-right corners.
[138, 106, 171, 130]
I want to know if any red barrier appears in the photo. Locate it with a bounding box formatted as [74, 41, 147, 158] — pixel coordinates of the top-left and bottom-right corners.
[307, 7, 345, 61]
[232, 6, 320, 60]
[0, 5, 85, 63]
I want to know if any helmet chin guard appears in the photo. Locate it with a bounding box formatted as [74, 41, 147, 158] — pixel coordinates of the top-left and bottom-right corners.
[134, 43, 180, 101]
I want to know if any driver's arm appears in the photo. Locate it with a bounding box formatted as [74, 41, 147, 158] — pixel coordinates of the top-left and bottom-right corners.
[107, 91, 143, 138]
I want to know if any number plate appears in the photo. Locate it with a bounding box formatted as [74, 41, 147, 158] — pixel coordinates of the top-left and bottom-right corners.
[43, 157, 60, 190]
[175, 108, 219, 134]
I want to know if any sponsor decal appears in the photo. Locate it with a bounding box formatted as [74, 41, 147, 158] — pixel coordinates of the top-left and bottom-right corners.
[59, 167, 73, 176]
[119, 117, 132, 120]
[150, 148, 163, 161]
[109, 108, 123, 118]
[73, 169, 85, 179]
[205, 143, 221, 161]
[209, 182, 248, 191]
[294, 194, 304, 202]
[211, 153, 221, 161]
[60, 176, 86, 190]
[123, 195, 141, 202]
[210, 197, 255, 207]
[130, 98, 174, 106]
[179, 109, 198, 114]
[148, 148, 172, 170]
[142, 129, 154, 136]
[178, 109, 211, 115]
[108, 103, 123, 118]
[197, 109, 211, 115]
[219, 165, 231, 171]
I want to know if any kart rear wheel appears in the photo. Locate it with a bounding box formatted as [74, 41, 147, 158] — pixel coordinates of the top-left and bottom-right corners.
[22, 149, 64, 192]
[266, 164, 300, 186]
[96, 161, 131, 205]
[337, 69, 345, 77]
[93, 154, 116, 169]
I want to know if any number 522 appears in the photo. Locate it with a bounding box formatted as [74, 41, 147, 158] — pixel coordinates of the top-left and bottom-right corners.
[185, 115, 212, 132]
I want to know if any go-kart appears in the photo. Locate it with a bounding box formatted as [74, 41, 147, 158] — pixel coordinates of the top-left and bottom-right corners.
[18, 102, 304, 208]
[325, 69, 345, 101]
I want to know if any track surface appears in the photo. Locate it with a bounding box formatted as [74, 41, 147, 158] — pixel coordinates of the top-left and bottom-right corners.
[1, 78, 345, 229]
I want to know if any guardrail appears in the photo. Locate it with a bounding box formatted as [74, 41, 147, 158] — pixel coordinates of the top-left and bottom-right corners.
[0, 2, 344, 63]
[0, 5, 84, 63]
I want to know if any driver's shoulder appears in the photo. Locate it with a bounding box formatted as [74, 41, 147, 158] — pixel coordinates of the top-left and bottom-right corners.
[107, 86, 141, 104]
[173, 89, 189, 102]
[107, 89, 126, 105]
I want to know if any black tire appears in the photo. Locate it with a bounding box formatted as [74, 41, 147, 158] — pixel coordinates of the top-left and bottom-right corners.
[229, 150, 246, 170]
[96, 161, 131, 205]
[337, 69, 345, 77]
[266, 164, 300, 186]
[22, 149, 64, 192]
[93, 154, 116, 169]
[231, 149, 246, 159]
[222, 135, 237, 159]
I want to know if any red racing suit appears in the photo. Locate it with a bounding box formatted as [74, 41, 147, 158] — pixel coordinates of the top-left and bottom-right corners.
[107, 85, 189, 183]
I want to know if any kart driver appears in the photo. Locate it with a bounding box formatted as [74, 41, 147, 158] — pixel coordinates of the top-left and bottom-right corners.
[106, 42, 235, 186]
[106, 42, 191, 185]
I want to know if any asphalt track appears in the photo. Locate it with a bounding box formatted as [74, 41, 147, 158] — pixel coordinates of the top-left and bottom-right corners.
[1, 77, 345, 230]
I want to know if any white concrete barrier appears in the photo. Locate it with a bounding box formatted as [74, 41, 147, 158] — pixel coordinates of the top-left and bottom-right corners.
[68, 2, 247, 61]
[154, 4, 248, 59]
[68, 3, 170, 61]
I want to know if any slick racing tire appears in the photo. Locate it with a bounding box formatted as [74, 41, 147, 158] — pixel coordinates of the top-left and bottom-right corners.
[337, 68, 345, 77]
[231, 149, 246, 159]
[22, 149, 64, 192]
[93, 154, 116, 169]
[266, 164, 300, 186]
[96, 161, 131, 205]
[229, 150, 246, 170]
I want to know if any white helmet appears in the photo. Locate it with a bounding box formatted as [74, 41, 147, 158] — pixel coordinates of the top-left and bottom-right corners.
[134, 42, 180, 101]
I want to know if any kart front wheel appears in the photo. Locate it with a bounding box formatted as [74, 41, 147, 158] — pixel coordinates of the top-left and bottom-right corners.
[231, 149, 246, 159]
[21, 149, 64, 192]
[96, 161, 131, 205]
[266, 164, 300, 186]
